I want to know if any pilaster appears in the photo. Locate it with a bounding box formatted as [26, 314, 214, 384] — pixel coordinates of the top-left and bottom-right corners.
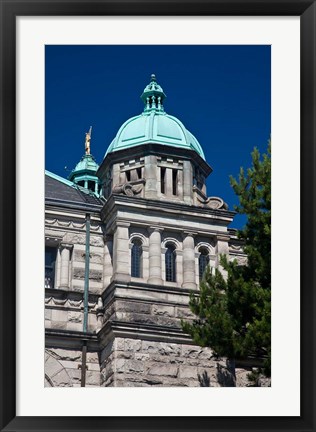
[144, 155, 158, 199]
[183, 160, 193, 204]
[148, 226, 163, 284]
[182, 232, 197, 289]
[59, 243, 73, 289]
[112, 222, 131, 283]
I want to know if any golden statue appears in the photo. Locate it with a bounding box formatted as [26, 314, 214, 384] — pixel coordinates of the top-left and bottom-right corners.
[85, 126, 92, 155]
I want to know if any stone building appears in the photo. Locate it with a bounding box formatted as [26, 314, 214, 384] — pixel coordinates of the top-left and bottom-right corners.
[45, 74, 252, 388]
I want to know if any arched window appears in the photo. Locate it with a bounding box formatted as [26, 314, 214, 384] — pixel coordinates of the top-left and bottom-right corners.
[199, 247, 210, 280]
[131, 238, 143, 278]
[165, 243, 176, 282]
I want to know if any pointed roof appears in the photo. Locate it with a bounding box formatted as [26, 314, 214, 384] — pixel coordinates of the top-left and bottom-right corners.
[45, 171, 103, 207]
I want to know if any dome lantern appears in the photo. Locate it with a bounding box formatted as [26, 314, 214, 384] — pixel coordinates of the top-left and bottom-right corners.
[141, 74, 166, 112]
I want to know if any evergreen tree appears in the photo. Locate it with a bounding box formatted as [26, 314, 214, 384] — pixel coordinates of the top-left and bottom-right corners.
[182, 141, 271, 380]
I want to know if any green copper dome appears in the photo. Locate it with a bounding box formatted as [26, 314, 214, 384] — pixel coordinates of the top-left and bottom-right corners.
[70, 153, 99, 175]
[68, 127, 101, 195]
[105, 75, 205, 160]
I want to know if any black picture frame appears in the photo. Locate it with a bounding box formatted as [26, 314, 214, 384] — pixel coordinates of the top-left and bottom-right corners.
[0, 1, 315, 431]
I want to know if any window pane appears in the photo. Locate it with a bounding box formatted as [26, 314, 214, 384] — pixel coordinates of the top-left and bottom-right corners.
[165, 245, 176, 282]
[199, 249, 210, 280]
[131, 240, 142, 278]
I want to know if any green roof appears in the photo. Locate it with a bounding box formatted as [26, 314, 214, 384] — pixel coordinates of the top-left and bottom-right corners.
[104, 74, 205, 160]
[68, 154, 99, 182]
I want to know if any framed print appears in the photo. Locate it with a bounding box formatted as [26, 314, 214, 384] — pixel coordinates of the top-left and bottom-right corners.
[0, 1, 315, 431]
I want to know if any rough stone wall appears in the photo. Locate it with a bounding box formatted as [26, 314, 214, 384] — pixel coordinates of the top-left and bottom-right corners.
[100, 337, 235, 387]
[45, 348, 101, 387]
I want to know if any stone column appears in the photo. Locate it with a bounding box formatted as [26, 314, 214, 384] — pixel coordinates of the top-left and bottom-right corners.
[59, 243, 73, 289]
[177, 167, 184, 200]
[183, 160, 193, 204]
[112, 162, 121, 187]
[215, 235, 230, 278]
[182, 232, 197, 289]
[112, 222, 130, 282]
[144, 155, 157, 199]
[148, 227, 163, 285]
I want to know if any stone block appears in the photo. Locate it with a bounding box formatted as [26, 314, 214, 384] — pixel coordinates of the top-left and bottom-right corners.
[86, 371, 101, 386]
[125, 339, 141, 352]
[135, 353, 150, 361]
[45, 308, 52, 320]
[115, 358, 126, 373]
[115, 338, 125, 351]
[156, 316, 179, 327]
[125, 360, 144, 373]
[158, 343, 181, 356]
[179, 366, 198, 379]
[73, 249, 104, 265]
[59, 360, 80, 370]
[152, 304, 175, 317]
[116, 301, 151, 315]
[181, 345, 203, 359]
[51, 309, 68, 322]
[67, 368, 82, 385]
[85, 362, 100, 372]
[68, 311, 82, 323]
[51, 321, 68, 330]
[45, 355, 64, 378]
[197, 347, 213, 360]
[176, 307, 195, 319]
[116, 351, 133, 360]
[86, 352, 99, 363]
[49, 348, 82, 362]
[142, 341, 159, 354]
[67, 322, 82, 332]
[148, 364, 178, 377]
[51, 369, 73, 387]
[72, 267, 102, 282]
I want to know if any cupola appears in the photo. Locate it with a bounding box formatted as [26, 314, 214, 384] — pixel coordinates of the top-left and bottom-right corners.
[68, 127, 101, 195]
[104, 74, 205, 160]
[98, 75, 215, 207]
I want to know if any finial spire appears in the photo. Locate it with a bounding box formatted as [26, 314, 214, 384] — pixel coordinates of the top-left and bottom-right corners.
[141, 74, 166, 112]
[85, 126, 92, 155]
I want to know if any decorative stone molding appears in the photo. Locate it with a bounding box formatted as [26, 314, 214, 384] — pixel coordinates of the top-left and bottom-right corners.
[161, 237, 181, 249]
[45, 296, 98, 309]
[129, 232, 149, 247]
[112, 179, 145, 197]
[193, 186, 228, 210]
[229, 255, 248, 265]
[230, 244, 242, 251]
[195, 241, 215, 255]
[45, 218, 102, 232]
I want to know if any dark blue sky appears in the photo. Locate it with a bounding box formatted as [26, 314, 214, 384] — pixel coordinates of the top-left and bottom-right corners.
[45, 45, 271, 228]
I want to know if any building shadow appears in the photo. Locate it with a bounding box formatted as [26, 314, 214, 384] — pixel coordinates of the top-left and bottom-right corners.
[198, 370, 211, 387]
